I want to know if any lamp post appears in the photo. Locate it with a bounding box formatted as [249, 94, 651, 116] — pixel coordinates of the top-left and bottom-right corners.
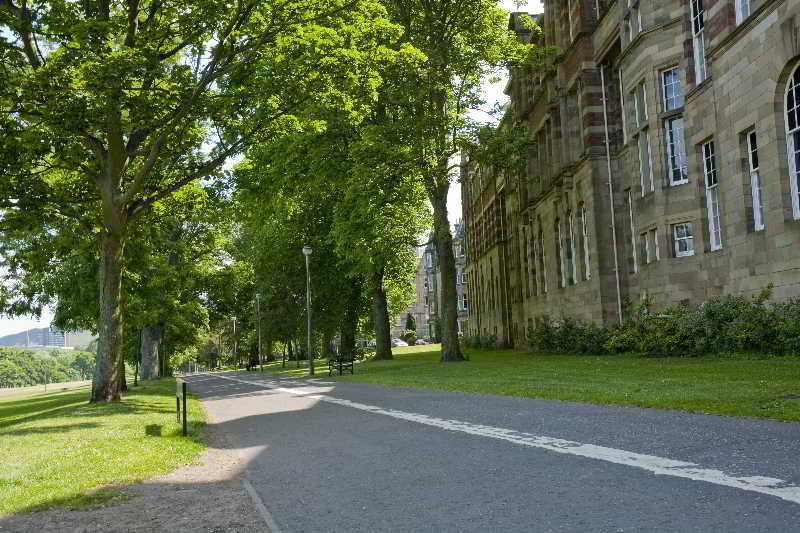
[232, 316, 237, 368]
[302, 246, 314, 376]
[256, 292, 262, 371]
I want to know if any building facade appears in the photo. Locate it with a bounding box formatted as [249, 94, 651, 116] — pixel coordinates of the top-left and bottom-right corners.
[420, 222, 469, 341]
[462, 0, 800, 347]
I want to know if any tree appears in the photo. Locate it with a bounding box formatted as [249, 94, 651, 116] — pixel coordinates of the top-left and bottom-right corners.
[1, 0, 393, 400]
[380, 0, 535, 361]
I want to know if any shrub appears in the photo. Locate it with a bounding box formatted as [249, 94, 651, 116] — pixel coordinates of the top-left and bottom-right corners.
[527, 316, 609, 355]
[464, 333, 498, 349]
[402, 332, 417, 345]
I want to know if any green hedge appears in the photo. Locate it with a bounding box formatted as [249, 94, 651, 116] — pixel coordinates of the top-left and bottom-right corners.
[527, 289, 800, 357]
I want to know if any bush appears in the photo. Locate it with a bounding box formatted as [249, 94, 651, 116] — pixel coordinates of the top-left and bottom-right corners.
[528, 287, 800, 357]
[402, 331, 417, 345]
[463, 333, 498, 349]
[527, 316, 609, 355]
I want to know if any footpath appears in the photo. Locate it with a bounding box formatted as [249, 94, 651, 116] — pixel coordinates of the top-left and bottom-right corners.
[0, 404, 265, 533]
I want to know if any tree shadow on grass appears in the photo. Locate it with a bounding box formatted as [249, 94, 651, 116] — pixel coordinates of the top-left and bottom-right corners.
[0, 422, 99, 436]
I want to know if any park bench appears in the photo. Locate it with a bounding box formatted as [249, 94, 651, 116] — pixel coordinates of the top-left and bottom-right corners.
[328, 353, 354, 376]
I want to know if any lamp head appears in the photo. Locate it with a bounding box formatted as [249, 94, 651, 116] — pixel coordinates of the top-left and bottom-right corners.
[302, 246, 312, 256]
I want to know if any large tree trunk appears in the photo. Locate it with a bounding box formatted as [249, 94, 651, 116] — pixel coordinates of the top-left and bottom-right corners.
[139, 325, 162, 380]
[430, 184, 466, 362]
[340, 277, 361, 356]
[372, 267, 393, 360]
[92, 232, 126, 402]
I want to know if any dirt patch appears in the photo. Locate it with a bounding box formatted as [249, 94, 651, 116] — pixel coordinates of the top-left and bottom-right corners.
[0, 411, 265, 532]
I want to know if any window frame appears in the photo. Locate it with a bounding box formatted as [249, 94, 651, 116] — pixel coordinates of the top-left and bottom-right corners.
[735, 0, 751, 25]
[747, 130, 765, 231]
[581, 206, 591, 280]
[665, 116, 688, 185]
[785, 63, 800, 220]
[661, 67, 684, 111]
[691, 0, 706, 84]
[703, 141, 722, 250]
[628, 191, 638, 273]
[672, 222, 695, 258]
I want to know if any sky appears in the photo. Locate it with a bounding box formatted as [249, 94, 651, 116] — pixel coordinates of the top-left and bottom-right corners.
[0, 0, 543, 338]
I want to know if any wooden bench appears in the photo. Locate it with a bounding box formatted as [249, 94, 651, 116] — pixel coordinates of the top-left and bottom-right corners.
[328, 354, 354, 376]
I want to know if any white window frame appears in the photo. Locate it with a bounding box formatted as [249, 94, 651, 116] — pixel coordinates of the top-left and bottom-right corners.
[691, 0, 706, 84]
[661, 67, 683, 111]
[628, 191, 638, 273]
[556, 218, 566, 288]
[673, 223, 695, 257]
[651, 228, 660, 261]
[747, 130, 764, 231]
[786, 64, 800, 220]
[703, 141, 722, 250]
[619, 72, 628, 143]
[581, 206, 591, 280]
[665, 117, 688, 185]
[568, 0, 576, 41]
[638, 131, 654, 195]
[735, 0, 751, 25]
[568, 212, 578, 284]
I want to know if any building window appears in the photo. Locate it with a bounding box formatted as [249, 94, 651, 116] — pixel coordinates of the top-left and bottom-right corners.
[638, 130, 653, 194]
[641, 228, 660, 264]
[786, 64, 800, 219]
[538, 223, 547, 293]
[461, 270, 467, 284]
[691, 0, 706, 84]
[632, 2, 642, 36]
[735, 0, 751, 25]
[634, 80, 647, 126]
[747, 131, 764, 231]
[703, 141, 722, 250]
[661, 67, 683, 111]
[568, 0, 576, 41]
[567, 210, 577, 285]
[627, 191, 638, 273]
[673, 223, 695, 257]
[461, 293, 468, 311]
[619, 72, 628, 143]
[623, 16, 632, 45]
[580, 206, 591, 280]
[665, 117, 688, 185]
[555, 217, 566, 288]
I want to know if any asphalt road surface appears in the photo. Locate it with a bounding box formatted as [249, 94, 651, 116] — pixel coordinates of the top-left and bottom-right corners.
[184, 372, 800, 533]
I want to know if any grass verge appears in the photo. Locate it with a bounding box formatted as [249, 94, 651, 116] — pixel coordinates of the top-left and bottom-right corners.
[254, 345, 800, 421]
[0, 378, 205, 516]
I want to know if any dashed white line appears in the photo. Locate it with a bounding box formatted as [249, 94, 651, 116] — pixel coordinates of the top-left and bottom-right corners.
[208, 373, 800, 506]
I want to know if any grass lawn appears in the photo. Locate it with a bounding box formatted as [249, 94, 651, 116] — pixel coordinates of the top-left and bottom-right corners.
[0, 378, 205, 516]
[255, 345, 800, 422]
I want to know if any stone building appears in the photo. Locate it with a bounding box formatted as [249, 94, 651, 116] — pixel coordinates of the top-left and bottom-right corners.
[462, 0, 800, 347]
[420, 222, 469, 341]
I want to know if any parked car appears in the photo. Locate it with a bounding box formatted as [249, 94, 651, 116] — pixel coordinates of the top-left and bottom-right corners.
[415, 339, 429, 345]
[391, 338, 409, 347]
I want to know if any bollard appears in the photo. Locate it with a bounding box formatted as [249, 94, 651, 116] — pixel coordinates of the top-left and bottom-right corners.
[182, 381, 187, 437]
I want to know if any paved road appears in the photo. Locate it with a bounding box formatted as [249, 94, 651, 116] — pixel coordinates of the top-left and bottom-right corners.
[184, 372, 800, 532]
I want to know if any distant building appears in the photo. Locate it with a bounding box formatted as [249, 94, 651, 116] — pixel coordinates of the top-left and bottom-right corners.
[418, 222, 469, 341]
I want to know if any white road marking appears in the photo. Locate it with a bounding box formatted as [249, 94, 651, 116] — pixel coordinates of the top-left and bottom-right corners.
[243, 478, 283, 533]
[208, 373, 800, 506]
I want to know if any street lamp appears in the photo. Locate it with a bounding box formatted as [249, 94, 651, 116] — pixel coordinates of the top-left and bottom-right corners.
[256, 292, 262, 371]
[232, 316, 237, 368]
[302, 246, 314, 376]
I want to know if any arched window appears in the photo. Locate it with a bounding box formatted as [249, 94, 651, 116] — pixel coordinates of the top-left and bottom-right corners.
[786, 63, 800, 219]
